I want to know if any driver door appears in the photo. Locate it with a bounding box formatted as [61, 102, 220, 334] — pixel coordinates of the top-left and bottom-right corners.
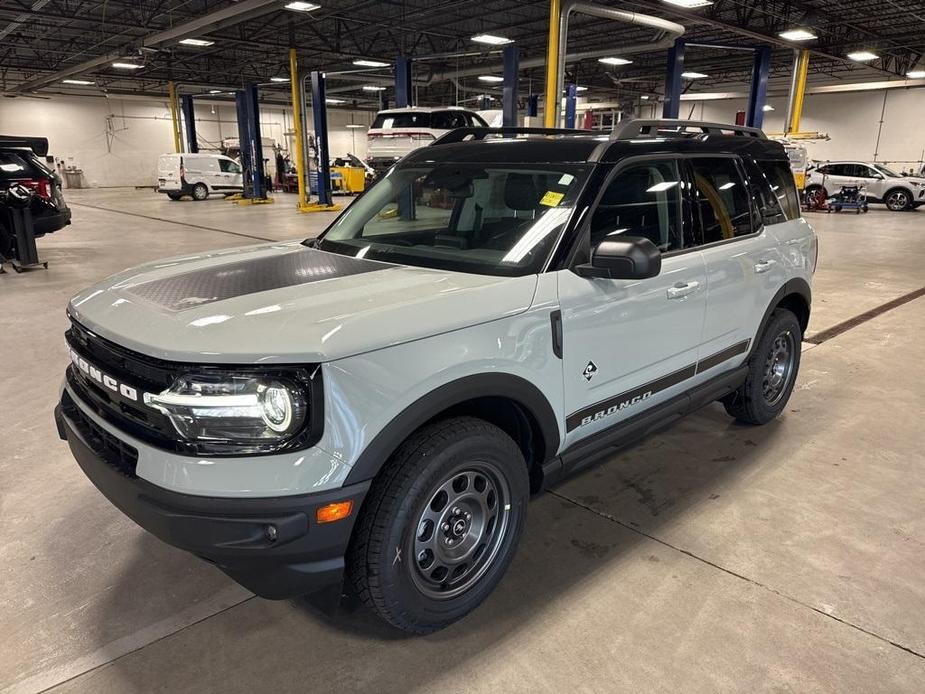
[557, 158, 707, 447]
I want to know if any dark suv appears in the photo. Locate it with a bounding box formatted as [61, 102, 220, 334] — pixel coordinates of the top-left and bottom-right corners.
[0, 136, 71, 256]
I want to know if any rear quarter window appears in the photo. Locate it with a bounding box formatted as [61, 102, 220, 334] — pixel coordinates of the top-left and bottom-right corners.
[758, 160, 801, 220]
[371, 112, 433, 129]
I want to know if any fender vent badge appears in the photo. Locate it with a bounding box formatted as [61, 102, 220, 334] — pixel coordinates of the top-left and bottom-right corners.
[583, 361, 598, 382]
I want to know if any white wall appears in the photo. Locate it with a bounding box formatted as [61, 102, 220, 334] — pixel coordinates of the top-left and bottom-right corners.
[678, 88, 925, 170]
[0, 94, 374, 188]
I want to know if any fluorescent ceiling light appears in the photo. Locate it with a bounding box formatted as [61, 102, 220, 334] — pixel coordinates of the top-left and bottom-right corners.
[326, 98, 345, 104]
[661, 0, 713, 7]
[847, 51, 878, 61]
[718, 181, 736, 190]
[907, 70, 925, 79]
[345, 124, 365, 129]
[285, 1, 320, 11]
[478, 75, 504, 83]
[179, 38, 214, 47]
[270, 76, 290, 82]
[362, 85, 386, 91]
[471, 34, 512, 45]
[62, 79, 94, 85]
[112, 62, 143, 69]
[763, 104, 774, 111]
[681, 71, 708, 79]
[779, 29, 817, 41]
[598, 57, 633, 66]
[208, 89, 223, 94]
[353, 59, 389, 67]
[640, 95, 650, 100]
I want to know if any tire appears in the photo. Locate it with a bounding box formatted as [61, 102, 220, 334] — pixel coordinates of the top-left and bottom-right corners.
[804, 184, 825, 208]
[347, 416, 529, 634]
[191, 183, 209, 201]
[884, 188, 912, 211]
[166, 192, 183, 201]
[723, 309, 802, 425]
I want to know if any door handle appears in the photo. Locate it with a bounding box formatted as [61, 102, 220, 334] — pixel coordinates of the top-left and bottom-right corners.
[667, 280, 700, 300]
[754, 259, 777, 274]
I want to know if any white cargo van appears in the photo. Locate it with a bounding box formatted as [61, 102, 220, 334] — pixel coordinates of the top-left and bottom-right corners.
[156, 153, 243, 201]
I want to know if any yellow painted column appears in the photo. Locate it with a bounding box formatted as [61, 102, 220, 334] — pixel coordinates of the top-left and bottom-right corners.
[543, 0, 561, 127]
[289, 48, 308, 210]
[789, 50, 810, 135]
[168, 81, 182, 154]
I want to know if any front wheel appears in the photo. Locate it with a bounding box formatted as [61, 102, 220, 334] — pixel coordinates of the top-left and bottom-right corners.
[885, 189, 912, 211]
[723, 309, 802, 425]
[191, 183, 209, 201]
[347, 417, 529, 634]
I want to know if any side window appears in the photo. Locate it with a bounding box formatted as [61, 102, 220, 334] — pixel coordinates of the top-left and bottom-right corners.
[589, 159, 685, 252]
[218, 159, 240, 173]
[827, 164, 849, 176]
[690, 157, 753, 243]
[758, 160, 801, 221]
[468, 112, 488, 127]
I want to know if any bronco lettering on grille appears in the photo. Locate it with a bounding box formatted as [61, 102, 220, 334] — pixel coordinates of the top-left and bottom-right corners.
[69, 347, 139, 402]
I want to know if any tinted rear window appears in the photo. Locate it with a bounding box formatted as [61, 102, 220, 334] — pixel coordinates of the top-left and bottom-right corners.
[758, 160, 801, 220]
[0, 151, 33, 178]
[371, 112, 433, 129]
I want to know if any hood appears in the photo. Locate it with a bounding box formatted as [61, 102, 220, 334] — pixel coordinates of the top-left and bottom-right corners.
[67, 243, 538, 364]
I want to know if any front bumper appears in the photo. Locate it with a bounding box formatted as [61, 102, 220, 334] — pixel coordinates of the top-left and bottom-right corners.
[55, 397, 370, 600]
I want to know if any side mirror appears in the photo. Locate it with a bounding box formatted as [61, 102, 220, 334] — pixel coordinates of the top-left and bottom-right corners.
[574, 235, 662, 280]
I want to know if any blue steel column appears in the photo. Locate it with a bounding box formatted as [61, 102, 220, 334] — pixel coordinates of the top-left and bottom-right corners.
[502, 44, 519, 127]
[746, 46, 772, 128]
[234, 90, 253, 196]
[180, 94, 198, 153]
[662, 38, 685, 119]
[243, 84, 265, 199]
[527, 94, 539, 118]
[395, 57, 413, 108]
[310, 71, 333, 206]
[564, 83, 577, 128]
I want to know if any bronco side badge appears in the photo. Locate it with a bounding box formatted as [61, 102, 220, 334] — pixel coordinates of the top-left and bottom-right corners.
[583, 361, 598, 382]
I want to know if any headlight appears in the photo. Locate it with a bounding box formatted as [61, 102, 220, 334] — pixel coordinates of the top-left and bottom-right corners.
[144, 372, 310, 450]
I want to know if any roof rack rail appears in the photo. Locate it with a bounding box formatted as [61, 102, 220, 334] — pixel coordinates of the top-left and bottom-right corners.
[611, 119, 767, 140]
[0, 135, 49, 156]
[432, 126, 593, 146]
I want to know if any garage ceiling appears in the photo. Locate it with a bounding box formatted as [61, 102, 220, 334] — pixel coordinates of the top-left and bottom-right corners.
[1, 0, 923, 108]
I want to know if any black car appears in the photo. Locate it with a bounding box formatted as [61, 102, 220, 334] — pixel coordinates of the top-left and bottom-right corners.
[0, 136, 71, 258]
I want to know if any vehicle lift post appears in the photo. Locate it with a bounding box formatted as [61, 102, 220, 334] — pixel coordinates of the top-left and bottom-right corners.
[395, 57, 413, 108]
[502, 44, 519, 127]
[289, 48, 311, 212]
[300, 70, 342, 213]
[662, 40, 772, 128]
[180, 94, 199, 154]
[233, 85, 272, 205]
[564, 83, 578, 128]
[168, 81, 183, 154]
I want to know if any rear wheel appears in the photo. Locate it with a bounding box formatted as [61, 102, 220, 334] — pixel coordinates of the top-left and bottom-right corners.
[347, 416, 529, 634]
[191, 183, 209, 201]
[723, 309, 802, 425]
[885, 188, 912, 211]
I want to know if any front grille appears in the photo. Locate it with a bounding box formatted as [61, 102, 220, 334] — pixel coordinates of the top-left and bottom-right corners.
[61, 390, 139, 477]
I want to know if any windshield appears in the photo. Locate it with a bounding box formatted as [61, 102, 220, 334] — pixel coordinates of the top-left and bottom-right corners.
[874, 164, 901, 177]
[315, 163, 589, 276]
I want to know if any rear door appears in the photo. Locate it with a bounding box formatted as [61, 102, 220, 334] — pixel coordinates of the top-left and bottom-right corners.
[558, 157, 707, 446]
[688, 156, 787, 378]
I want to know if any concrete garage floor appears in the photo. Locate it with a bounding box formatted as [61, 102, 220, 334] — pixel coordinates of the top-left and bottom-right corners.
[1, 188, 923, 693]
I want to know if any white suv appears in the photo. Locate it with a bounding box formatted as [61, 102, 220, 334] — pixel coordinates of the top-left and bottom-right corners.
[58, 120, 815, 634]
[806, 161, 925, 211]
[366, 106, 487, 175]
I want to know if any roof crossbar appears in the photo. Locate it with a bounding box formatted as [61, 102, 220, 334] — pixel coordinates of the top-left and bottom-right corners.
[432, 126, 593, 146]
[611, 119, 767, 140]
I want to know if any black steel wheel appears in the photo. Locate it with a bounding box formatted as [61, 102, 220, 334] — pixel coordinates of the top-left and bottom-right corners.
[723, 308, 802, 425]
[348, 416, 529, 634]
[410, 464, 511, 600]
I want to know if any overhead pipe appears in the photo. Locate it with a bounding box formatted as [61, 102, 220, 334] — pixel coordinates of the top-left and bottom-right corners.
[552, 2, 685, 123]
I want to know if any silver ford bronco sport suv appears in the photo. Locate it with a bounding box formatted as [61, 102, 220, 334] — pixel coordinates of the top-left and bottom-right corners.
[56, 119, 816, 634]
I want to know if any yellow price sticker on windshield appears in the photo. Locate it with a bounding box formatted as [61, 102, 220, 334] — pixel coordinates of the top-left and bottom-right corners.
[539, 191, 565, 207]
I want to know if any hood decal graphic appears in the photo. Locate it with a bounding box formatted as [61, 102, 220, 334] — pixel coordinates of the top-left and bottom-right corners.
[126, 249, 387, 311]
